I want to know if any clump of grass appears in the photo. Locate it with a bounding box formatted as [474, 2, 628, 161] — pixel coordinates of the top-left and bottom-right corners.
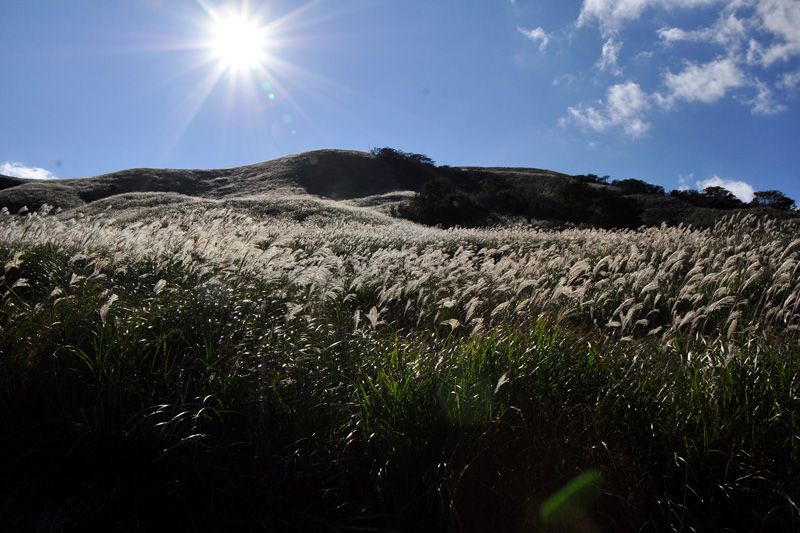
[1, 206, 799, 530]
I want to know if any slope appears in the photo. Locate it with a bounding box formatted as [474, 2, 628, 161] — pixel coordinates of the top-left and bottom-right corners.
[0, 149, 402, 214]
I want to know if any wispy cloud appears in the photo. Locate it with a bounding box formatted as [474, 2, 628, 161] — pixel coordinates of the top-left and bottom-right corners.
[518, 26, 551, 52]
[0, 162, 59, 180]
[746, 78, 787, 115]
[553, 73, 579, 87]
[655, 0, 800, 65]
[658, 12, 747, 48]
[752, 0, 800, 65]
[697, 175, 755, 202]
[655, 0, 800, 68]
[778, 70, 800, 90]
[678, 173, 694, 191]
[658, 58, 746, 107]
[577, 0, 722, 36]
[563, 80, 651, 137]
[553, 0, 798, 138]
[597, 37, 624, 75]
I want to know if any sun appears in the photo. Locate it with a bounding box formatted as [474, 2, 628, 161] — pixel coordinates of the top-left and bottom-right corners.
[161, 0, 352, 159]
[208, 12, 268, 72]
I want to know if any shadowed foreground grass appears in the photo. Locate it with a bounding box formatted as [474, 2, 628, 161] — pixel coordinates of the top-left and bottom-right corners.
[1, 211, 800, 531]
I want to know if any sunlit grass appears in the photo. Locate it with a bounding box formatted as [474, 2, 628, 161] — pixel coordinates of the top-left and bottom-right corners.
[1, 204, 799, 530]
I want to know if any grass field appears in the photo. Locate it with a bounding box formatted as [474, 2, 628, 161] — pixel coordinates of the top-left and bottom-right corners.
[2, 199, 799, 531]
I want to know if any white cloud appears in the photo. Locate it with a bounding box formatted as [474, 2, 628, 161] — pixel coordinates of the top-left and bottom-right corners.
[553, 74, 579, 86]
[576, 0, 800, 70]
[598, 37, 624, 75]
[654, 0, 800, 66]
[697, 175, 755, 202]
[748, 39, 800, 66]
[711, 11, 748, 45]
[658, 26, 690, 41]
[0, 161, 58, 180]
[747, 78, 787, 114]
[633, 49, 655, 64]
[577, 0, 723, 35]
[778, 70, 800, 90]
[753, 0, 800, 64]
[658, 12, 747, 47]
[555, 0, 799, 138]
[577, 0, 650, 34]
[518, 26, 551, 52]
[658, 58, 746, 107]
[565, 80, 651, 137]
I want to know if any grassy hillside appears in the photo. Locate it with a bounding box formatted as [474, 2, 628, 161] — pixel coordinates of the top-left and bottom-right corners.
[5, 149, 795, 230]
[2, 198, 800, 531]
[0, 150, 404, 214]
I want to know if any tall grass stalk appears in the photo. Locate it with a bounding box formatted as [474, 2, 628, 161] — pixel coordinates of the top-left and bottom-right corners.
[1, 205, 799, 530]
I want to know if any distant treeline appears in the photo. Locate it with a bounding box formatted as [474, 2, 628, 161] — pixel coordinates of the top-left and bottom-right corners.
[577, 172, 796, 211]
[371, 147, 797, 229]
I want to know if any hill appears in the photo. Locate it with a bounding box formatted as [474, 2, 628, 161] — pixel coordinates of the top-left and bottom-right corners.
[0, 150, 404, 213]
[1, 148, 795, 228]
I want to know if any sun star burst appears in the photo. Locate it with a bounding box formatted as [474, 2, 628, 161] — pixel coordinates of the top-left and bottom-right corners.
[210, 13, 268, 72]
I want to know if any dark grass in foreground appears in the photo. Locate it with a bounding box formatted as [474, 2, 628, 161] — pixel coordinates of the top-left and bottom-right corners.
[2, 244, 800, 532]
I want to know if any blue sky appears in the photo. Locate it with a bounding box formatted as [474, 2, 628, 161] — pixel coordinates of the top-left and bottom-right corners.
[2, 0, 799, 203]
